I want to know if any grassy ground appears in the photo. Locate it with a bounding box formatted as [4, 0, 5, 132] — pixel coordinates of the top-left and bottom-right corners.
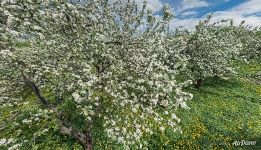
[147, 77, 261, 150]
[147, 60, 261, 150]
[1, 59, 260, 150]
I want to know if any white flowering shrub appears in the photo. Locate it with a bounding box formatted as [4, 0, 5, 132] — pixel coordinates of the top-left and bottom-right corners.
[0, 0, 192, 149]
[234, 24, 261, 60]
[173, 16, 244, 88]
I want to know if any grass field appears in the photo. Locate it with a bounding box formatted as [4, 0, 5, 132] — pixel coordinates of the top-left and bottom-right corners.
[147, 77, 261, 149]
[1, 59, 260, 150]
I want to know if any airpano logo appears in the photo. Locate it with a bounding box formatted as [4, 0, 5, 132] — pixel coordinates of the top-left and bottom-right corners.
[232, 140, 256, 146]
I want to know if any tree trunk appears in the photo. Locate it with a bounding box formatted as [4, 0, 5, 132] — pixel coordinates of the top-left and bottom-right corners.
[84, 123, 93, 150]
[194, 78, 203, 89]
[84, 132, 93, 150]
[84, 142, 92, 150]
[20, 70, 94, 150]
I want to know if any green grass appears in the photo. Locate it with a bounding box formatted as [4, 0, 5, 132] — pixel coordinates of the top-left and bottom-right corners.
[233, 59, 261, 79]
[1, 59, 261, 150]
[176, 78, 260, 150]
[147, 60, 261, 150]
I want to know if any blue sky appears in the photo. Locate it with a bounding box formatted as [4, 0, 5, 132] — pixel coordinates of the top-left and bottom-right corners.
[170, 0, 248, 19]
[142, 0, 261, 29]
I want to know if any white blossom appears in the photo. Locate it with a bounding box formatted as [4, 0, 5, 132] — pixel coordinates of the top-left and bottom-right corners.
[0, 138, 6, 145]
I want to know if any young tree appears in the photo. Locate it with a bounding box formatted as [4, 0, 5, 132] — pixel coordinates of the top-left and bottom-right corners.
[0, 0, 192, 149]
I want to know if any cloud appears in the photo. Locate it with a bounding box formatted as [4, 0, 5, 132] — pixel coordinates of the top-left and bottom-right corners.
[169, 18, 200, 30]
[180, 10, 198, 17]
[110, 0, 163, 12]
[231, 0, 261, 16]
[180, 0, 209, 11]
[144, 0, 163, 12]
[211, 0, 261, 27]
[171, 0, 261, 29]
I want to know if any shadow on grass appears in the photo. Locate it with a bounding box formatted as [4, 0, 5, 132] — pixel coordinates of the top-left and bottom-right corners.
[202, 76, 242, 89]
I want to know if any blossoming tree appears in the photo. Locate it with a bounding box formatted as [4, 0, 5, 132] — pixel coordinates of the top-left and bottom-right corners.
[0, 0, 192, 149]
[235, 24, 261, 60]
[173, 16, 244, 88]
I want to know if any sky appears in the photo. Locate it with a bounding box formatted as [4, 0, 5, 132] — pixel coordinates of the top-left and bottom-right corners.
[141, 0, 261, 29]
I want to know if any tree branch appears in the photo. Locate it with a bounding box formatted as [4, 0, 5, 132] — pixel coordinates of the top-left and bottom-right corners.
[20, 71, 50, 107]
[18, 70, 92, 148]
[59, 125, 87, 145]
[104, 41, 142, 45]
